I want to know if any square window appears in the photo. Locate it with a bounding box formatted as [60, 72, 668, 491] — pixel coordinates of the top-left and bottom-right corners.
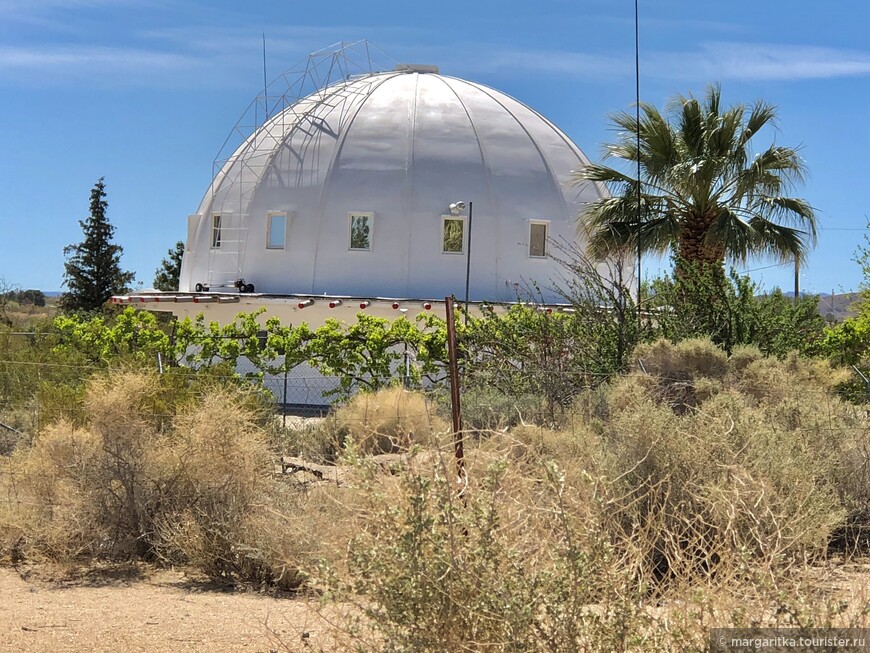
[442, 217, 465, 254]
[349, 213, 373, 251]
[529, 221, 548, 257]
[267, 212, 286, 249]
[211, 214, 222, 249]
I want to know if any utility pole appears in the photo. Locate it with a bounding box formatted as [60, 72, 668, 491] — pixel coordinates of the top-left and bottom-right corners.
[794, 254, 800, 303]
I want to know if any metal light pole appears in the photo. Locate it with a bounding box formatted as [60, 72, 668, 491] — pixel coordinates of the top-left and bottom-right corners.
[449, 200, 473, 325]
[464, 201, 473, 325]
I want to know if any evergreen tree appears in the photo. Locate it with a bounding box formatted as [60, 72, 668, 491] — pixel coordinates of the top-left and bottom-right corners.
[61, 178, 134, 312]
[153, 241, 184, 291]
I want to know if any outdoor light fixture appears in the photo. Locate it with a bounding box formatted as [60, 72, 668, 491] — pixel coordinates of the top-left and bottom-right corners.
[329, 299, 342, 308]
[359, 300, 371, 309]
[448, 201, 466, 216]
[297, 299, 314, 309]
[391, 301, 401, 309]
[422, 301, 432, 311]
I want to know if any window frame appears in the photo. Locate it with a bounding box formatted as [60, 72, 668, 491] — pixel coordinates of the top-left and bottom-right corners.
[210, 213, 222, 249]
[441, 215, 466, 255]
[348, 212, 374, 251]
[528, 220, 550, 258]
[266, 211, 288, 250]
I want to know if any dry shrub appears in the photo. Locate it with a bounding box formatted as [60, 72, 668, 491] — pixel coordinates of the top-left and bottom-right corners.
[634, 338, 729, 380]
[600, 394, 843, 585]
[337, 436, 870, 653]
[333, 347, 870, 650]
[578, 340, 863, 586]
[279, 416, 345, 463]
[335, 386, 448, 455]
[503, 422, 597, 471]
[0, 370, 318, 590]
[735, 351, 850, 404]
[0, 421, 103, 561]
[151, 392, 278, 584]
[728, 343, 764, 372]
[341, 446, 651, 653]
[630, 339, 728, 414]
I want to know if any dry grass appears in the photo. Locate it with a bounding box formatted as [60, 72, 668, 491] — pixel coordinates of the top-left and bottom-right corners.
[320, 340, 870, 651]
[334, 386, 448, 455]
[0, 371, 327, 590]
[2, 342, 869, 651]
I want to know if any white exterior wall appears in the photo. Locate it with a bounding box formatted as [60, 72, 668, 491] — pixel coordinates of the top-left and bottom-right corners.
[180, 70, 604, 303]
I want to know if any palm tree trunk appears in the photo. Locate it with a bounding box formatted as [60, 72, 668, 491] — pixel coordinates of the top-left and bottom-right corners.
[675, 212, 726, 281]
[672, 212, 735, 349]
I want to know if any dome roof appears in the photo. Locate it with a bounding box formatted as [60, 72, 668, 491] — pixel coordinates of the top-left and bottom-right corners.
[179, 68, 603, 302]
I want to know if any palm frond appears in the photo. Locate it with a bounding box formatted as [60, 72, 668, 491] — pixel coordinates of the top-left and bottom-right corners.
[706, 207, 756, 262]
[753, 196, 817, 237]
[572, 163, 636, 186]
[678, 95, 705, 158]
[704, 84, 722, 122]
[740, 99, 777, 147]
[639, 105, 679, 181]
[743, 219, 809, 261]
[638, 215, 681, 255]
[583, 84, 815, 269]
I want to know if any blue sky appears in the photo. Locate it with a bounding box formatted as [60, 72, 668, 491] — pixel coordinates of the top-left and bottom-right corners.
[1, 0, 868, 294]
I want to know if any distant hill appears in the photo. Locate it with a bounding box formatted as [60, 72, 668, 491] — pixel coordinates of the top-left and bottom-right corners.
[779, 291, 864, 322]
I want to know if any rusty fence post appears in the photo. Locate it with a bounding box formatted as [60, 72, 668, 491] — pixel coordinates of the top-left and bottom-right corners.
[444, 297, 467, 498]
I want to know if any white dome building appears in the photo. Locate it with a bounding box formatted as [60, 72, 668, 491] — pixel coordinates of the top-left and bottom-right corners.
[179, 63, 603, 304]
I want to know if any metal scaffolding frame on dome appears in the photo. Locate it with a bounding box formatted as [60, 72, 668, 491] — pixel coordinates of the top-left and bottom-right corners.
[203, 41, 399, 291]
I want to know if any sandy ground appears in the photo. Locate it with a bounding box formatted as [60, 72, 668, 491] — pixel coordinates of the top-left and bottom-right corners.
[4, 560, 869, 652]
[0, 566, 339, 653]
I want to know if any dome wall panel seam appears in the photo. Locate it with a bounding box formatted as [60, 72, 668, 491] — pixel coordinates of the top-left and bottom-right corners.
[309, 72, 401, 294]
[434, 74, 501, 299]
[458, 78, 571, 228]
[403, 73, 420, 298]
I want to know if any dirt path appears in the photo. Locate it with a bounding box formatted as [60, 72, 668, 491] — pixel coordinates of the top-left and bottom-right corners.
[0, 566, 335, 653]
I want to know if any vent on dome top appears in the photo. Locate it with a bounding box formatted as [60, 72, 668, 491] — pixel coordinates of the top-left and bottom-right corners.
[394, 64, 440, 74]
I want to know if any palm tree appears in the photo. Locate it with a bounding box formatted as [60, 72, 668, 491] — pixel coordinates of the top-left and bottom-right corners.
[574, 85, 817, 279]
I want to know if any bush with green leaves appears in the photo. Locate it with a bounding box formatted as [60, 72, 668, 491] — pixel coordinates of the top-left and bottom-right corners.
[647, 263, 825, 357]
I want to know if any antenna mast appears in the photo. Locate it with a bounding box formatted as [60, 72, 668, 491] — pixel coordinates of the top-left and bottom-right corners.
[262, 33, 268, 119]
[634, 0, 642, 324]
